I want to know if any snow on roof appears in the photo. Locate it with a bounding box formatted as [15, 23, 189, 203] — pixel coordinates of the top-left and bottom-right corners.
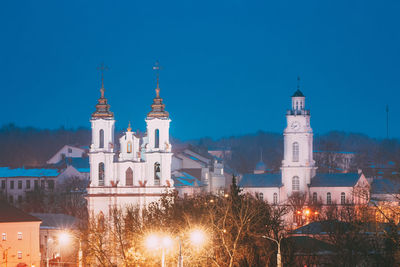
[0, 167, 59, 178]
[239, 173, 282, 188]
[310, 173, 360, 187]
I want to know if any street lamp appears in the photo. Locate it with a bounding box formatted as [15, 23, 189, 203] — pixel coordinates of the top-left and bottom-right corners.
[145, 233, 172, 267]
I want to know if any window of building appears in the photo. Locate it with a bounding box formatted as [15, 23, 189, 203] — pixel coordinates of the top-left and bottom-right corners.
[341, 192, 346, 205]
[18, 251, 22, 259]
[292, 176, 300, 191]
[292, 142, 299, 162]
[327, 192, 332, 205]
[48, 180, 54, 190]
[154, 162, 161, 185]
[126, 168, 133, 186]
[273, 193, 278, 204]
[313, 192, 317, 203]
[8, 195, 13, 204]
[127, 141, 132, 153]
[68, 148, 72, 153]
[34, 180, 39, 190]
[2, 233, 6, 241]
[10, 181, 14, 189]
[17, 232, 22, 240]
[99, 163, 105, 186]
[41, 180, 45, 189]
[154, 129, 160, 148]
[18, 180, 22, 189]
[259, 193, 264, 201]
[18, 195, 22, 203]
[26, 180, 31, 189]
[1, 180, 5, 189]
[99, 129, 104, 148]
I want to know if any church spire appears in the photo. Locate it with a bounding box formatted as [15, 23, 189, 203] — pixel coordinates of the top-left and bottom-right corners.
[292, 76, 305, 97]
[92, 63, 113, 119]
[147, 61, 169, 119]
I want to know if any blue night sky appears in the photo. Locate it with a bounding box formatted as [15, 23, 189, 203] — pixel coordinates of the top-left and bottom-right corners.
[1, 0, 399, 140]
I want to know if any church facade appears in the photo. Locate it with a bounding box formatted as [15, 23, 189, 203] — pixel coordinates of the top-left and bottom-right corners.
[239, 89, 370, 207]
[86, 78, 174, 216]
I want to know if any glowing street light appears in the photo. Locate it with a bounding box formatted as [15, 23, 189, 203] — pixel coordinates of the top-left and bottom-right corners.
[58, 232, 71, 245]
[189, 229, 206, 246]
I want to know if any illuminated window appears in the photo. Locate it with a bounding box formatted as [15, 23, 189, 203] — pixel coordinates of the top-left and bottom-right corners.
[127, 141, 132, 153]
[99, 129, 104, 148]
[341, 192, 346, 205]
[327, 192, 331, 205]
[292, 176, 300, 191]
[126, 168, 133, 186]
[18, 251, 22, 259]
[154, 162, 161, 185]
[2, 233, 6, 241]
[273, 193, 278, 204]
[155, 129, 160, 148]
[259, 193, 264, 201]
[313, 192, 317, 203]
[17, 232, 22, 240]
[99, 163, 105, 186]
[292, 142, 299, 162]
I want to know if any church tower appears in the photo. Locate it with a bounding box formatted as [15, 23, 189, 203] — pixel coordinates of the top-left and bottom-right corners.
[142, 71, 173, 187]
[281, 80, 316, 198]
[89, 78, 115, 188]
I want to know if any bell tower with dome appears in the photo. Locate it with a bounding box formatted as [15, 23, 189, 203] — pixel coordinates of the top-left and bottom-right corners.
[281, 79, 316, 199]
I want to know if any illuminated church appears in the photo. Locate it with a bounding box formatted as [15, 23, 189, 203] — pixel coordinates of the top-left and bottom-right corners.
[239, 86, 370, 209]
[86, 74, 174, 216]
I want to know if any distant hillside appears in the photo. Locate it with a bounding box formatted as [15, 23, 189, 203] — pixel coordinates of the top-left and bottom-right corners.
[0, 124, 399, 175]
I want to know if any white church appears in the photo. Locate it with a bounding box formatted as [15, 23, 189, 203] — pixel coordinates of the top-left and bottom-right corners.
[239, 88, 370, 207]
[86, 77, 174, 216]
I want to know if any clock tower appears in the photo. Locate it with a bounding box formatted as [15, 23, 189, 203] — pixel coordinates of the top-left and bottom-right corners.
[281, 87, 316, 199]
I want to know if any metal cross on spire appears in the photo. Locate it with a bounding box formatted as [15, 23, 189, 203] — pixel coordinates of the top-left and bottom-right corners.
[153, 61, 162, 97]
[97, 63, 109, 98]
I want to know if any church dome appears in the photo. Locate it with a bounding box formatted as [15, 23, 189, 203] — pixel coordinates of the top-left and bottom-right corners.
[255, 161, 267, 172]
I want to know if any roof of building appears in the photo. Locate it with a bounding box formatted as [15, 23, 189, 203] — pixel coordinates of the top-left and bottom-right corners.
[292, 89, 305, 97]
[92, 81, 114, 119]
[292, 220, 392, 235]
[0, 202, 41, 223]
[284, 236, 335, 254]
[53, 157, 90, 172]
[172, 171, 206, 187]
[30, 213, 79, 230]
[0, 167, 59, 178]
[310, 173, 360, 187]
[239, 173, 282, 188]
[371, 178, 400, 194]
[147, 82, 169, 119]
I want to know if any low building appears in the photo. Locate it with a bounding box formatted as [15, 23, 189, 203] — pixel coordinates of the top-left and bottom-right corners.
[46, 145, 87, 165]
[0, 201, 41, 267]
[30, 213, 80, 267]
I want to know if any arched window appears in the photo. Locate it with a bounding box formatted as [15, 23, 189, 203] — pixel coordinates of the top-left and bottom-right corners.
[99, 162, 105, 186]
[273, 193, 278, 205]
[154, 162, 161, 185]
[127, 141, 132, 153]
[292, 142, 299, 162]
[126, 167, 133, 186]
[341, 192, 346, 205]
[296, 101, 299, 110]
[99, 129, 104, 148]
[259, 193, 264, 201]
[327, 192, 332, 205]
[292, 176, 299, 191]
[155, 129, 160, 148]
[313, 192, 317, 203]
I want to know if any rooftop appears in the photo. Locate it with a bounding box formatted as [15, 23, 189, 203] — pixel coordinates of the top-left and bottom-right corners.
[30, 213, 79, 230]
[0, 167, 59, 178]
[310, 173, 360, 187]
[0, 202, 41, 223]
[239, 173, 282, 188]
